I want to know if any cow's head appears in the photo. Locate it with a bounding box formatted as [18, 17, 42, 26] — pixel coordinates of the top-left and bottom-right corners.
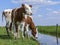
[3, 9, 12, 17]
[22, 4, 32, 15]
[31, 27, 38, 39]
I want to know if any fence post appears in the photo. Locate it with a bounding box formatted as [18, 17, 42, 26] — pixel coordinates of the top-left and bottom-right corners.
[56, 24, 58, 45]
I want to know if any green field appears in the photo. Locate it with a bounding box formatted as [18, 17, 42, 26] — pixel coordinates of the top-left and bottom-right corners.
[37, 26, 60, 37]
[0, 27, 39, 45]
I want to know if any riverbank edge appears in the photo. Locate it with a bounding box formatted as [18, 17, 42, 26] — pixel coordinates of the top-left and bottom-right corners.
[37, 26, 60, 37]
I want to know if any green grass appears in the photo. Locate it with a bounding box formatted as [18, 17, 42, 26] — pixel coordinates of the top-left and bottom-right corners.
[0, 27, 39, 45]
[37, 26, 60, 37]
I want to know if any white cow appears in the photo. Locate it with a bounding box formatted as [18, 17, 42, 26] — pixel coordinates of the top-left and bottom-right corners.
[2, 9, 13, 36]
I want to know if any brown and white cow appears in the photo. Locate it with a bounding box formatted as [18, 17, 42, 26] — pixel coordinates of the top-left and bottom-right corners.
[11, 4, 32, 39]
[20, 15, 38, 39]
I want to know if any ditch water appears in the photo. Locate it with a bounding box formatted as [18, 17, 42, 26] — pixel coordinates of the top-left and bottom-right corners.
[37, 33, 60, 45]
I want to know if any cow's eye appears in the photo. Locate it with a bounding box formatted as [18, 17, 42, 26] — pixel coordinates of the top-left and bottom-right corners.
[5, 12, 7, 14]
[9, 12, 10, 14]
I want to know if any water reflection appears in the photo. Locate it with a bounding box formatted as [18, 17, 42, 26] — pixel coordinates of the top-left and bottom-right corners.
[28, 31, 60, 45]
[37, 33, 60, 45]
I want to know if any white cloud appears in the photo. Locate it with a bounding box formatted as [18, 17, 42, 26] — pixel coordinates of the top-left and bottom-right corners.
[47, 0, 60, 5]
[32, 14, 43, 19]
[46, 10, 60, 20]
[32, 5, 40, 14]
[53, 11, 59, 14]
[38, 15, 42, 17]
[11, 0, 44, 3]
[11, 0, 60, 5]
[46, 10, 60, 16]
[11, 0, 20, 4]
[46, 8, 52, 11]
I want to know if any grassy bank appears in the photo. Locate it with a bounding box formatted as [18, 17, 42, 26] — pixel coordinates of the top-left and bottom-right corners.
[37, 26, 60, 37]
[0, 27, 39, 45]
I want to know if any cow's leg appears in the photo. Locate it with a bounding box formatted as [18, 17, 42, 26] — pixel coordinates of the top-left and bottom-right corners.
[18, 25, 20, 38]
[25, 24, 30, 39]
[6, 22, 10, 36]
[14, 23, 17, 39]
[9, 22, 12, 31]
[5, 17, 12, 36]
[9, 22, 13, 34]
[24, 26, 26, 37]
[14, 23, 20, 39]
[21, 22, 25, 39]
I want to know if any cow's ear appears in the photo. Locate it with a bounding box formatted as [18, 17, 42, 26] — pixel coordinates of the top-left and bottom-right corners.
[22, 4, 25, 7]
[29, 5, 32, 8]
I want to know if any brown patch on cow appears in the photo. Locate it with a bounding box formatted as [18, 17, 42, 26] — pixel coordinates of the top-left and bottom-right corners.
[12, 7, 26, 22]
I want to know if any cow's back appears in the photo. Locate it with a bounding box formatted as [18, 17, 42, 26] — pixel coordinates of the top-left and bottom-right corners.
[11, 8, 25, 23]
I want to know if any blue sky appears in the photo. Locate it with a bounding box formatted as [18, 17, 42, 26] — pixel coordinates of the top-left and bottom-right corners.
[0, 0, 60, 26]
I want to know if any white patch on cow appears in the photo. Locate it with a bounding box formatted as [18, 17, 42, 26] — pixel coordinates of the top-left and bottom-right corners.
[25, 24, 30, 39]
[24, 4, 32, 15]
[35, 28, 38, 38]
[24, 14, 32, 19]
[14, 32, 17, 39]
[20, 21, 25, 39]
[26, 24, 29, 32]
[29, 16, 32, 18]
[25, 15, 28, 19]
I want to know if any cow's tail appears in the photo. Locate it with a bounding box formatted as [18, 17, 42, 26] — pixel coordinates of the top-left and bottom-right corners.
[2, 11, 4, 21]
